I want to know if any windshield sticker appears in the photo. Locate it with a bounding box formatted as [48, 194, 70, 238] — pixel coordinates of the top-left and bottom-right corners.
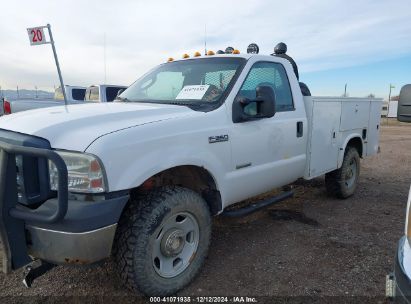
[175, 85, 210, 100]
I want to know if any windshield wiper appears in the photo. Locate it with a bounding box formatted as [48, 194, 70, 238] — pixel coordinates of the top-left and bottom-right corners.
[115, 96, 131, 102]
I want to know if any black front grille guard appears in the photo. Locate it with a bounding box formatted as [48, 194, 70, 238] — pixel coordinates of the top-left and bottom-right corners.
[0, 141, 68, 273]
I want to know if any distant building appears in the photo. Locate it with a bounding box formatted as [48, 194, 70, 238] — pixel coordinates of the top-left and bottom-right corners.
[381, 100, 398, 118]
[387, 100, 398, 118]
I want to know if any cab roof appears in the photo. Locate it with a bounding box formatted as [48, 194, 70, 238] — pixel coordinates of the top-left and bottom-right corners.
[170, 53, 284, 63]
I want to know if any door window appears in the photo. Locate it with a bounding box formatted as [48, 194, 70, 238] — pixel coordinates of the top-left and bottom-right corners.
[238, 62, 294, 115]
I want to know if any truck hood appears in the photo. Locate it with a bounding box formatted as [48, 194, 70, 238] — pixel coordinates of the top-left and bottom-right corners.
[0, 102, 194, 151]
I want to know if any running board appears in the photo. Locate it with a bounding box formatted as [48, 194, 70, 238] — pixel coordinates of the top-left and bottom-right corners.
[222, 190, 294, 218]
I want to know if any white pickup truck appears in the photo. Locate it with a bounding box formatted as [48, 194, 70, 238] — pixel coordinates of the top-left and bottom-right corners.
[386, 84, 411, 303]
[84, 84, 127, 103]
[2, 85, 86, 115]
[0, 53, 381, 296]
[2, 84, 126, 115]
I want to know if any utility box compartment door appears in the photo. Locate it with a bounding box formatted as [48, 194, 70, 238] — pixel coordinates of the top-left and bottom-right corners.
[340, 101, 369, 131]
[309, 101, 341, 177]
[366, 100, 382, 156]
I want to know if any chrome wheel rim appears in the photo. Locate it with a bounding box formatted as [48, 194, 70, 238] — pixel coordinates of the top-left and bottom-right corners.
[152, 212, 199, 278]
[345, 157, 358, 189]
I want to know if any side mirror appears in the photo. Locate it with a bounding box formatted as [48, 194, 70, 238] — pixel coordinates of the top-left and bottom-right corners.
[232, 85, 276, 123]
[398, 84, 411, 123]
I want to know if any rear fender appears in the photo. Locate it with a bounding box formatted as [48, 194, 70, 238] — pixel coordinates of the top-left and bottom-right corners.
[337, 134, 363, 168]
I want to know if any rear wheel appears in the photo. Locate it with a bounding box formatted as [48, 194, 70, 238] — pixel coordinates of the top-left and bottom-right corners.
[113, 186, 211, 296]
[325, 147, 360, 199]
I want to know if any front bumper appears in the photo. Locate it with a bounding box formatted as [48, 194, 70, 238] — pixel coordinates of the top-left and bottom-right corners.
[24, 195, 129, 265]
[0, 132, 129, 273]
[27, 223, 118, 265]
[391, 236, 411, 303]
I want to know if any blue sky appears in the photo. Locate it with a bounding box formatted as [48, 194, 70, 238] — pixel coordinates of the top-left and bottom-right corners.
[0, 0, 410, 99]
[303, 55, 411, 99]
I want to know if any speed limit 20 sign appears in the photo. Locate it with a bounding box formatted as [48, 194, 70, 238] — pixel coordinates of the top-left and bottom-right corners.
[27, 27, 48, 45]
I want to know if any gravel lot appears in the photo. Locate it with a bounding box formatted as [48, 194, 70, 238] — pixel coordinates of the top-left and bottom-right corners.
[1, 122, 410, 303]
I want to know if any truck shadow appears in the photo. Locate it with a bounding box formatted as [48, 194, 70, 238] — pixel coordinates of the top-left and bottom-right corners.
[269, 209, 320, 227]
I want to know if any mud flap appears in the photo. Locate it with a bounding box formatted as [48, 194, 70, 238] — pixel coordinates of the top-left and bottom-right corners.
[0, 149, 32, 273]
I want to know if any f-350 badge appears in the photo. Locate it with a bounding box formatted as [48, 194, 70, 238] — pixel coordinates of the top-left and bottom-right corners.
[208, 135, 229, 144]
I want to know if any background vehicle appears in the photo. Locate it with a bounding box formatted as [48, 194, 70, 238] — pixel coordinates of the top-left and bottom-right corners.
[0, 98, 4, 116]
[387, 84, 411, 303]
[84, 84, 127, 103]
[0, 53, 381, 296]
[3, 85, 86, 114]
[3, 84, 126, 115]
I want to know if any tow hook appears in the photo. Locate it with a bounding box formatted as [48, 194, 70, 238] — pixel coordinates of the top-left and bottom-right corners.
[386, 273, 396, 299]
[22, 261, 56, 288]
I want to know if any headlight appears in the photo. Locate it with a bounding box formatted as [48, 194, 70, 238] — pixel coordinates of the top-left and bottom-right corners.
[405, 186, 411, 243]
[49, 151, 107, 193]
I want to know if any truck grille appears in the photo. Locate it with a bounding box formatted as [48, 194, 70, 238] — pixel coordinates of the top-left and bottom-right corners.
[15, 155, 24, 202]
[0, 129, 53, 206]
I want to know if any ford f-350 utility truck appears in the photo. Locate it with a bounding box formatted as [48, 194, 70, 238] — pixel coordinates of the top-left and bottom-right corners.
[0, 53, 381, 296]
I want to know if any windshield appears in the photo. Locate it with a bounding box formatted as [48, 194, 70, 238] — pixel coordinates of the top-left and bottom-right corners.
[119, 57, 245, 107]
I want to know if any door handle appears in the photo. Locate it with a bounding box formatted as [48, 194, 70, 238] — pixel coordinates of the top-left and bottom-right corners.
[297, 121, 303, 137]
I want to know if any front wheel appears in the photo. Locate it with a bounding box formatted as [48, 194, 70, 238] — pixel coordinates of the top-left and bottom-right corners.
[113, 186, 211, 296]
[325, 147, 360, 199]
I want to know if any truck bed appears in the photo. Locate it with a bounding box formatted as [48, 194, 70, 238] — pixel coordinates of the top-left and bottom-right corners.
[304, 96, 382, 179]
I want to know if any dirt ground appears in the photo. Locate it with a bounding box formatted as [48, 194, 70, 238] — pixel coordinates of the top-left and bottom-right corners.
[1, 122, 410, 303]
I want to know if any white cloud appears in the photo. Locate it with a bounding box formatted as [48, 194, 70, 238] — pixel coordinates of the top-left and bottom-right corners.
[0, 0, 410, 90]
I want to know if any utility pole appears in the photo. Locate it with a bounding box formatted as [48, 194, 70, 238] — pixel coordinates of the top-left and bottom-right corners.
[35, 86, 38, 98]
[104, 33, 107, 84]
[386, 84, 395, 125]
[388, 83, 395, 103]
[17, 85, 19, 98]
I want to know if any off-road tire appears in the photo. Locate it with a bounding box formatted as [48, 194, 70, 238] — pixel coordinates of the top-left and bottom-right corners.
[113, 186, 211, 296]
[325, 147, 360, 199]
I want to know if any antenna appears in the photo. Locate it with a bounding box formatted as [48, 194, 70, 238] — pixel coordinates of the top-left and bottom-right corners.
[204, 24, 207, 55]
[104, 33, 107, 84]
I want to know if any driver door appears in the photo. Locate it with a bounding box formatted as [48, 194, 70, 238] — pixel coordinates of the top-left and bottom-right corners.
[225, 61, 307, 204]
